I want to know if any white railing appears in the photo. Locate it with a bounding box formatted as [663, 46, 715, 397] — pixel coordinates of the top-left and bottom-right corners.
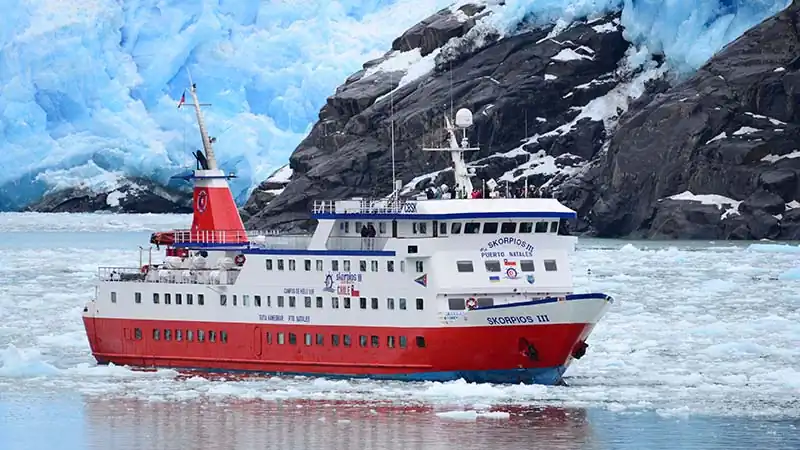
[172, 229, 250, 244]
[99, 267, 240, 285]
[325, 237, 388, 251]
[312, 199, 419, 215]
[249, 234, 313, 250]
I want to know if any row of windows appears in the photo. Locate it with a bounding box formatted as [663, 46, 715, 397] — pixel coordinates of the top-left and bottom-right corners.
[134, 328, 227, 343]
[456, 259, 558, 273]
[266, 331, 425, 349]
[120, 292, 425, 311]
[448, 297, 494, 310]
[266, 258, 423, 273]
[138, 292, 206, 305]
[338, 220, 558, 235]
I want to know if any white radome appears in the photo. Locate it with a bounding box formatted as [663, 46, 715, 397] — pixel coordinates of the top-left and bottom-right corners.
[455, 108, 473, 128]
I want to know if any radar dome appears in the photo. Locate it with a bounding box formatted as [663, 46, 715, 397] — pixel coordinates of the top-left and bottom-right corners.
[455, 108, 473, 128]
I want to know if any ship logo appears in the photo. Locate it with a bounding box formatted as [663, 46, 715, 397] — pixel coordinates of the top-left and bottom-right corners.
[197, 190, 208, 213]
[526, 274, 535, 284]
[323, 273, 335, 292]
[414, 274, 428, 287]
[506, 267, 518, 279]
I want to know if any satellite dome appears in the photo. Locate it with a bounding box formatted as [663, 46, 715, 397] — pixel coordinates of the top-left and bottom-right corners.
[455, 108, 473, 128]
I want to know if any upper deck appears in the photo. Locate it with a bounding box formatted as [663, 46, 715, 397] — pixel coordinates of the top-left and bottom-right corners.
[311, 198, 577, 220]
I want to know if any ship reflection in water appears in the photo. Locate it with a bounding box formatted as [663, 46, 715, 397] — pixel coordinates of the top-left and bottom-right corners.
[82, 398, 593, 450]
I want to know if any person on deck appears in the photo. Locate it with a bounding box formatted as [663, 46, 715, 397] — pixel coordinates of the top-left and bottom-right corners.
[366, 223, 377, 250]
[360, 224, 369, 250]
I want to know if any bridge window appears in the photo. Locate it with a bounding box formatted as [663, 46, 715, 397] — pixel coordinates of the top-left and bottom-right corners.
[415, 261, 424, 273]
[111, 292, 117, 303]
[289, 260, 296, 271]
[343, 260, 351, 271]
[266, 259, 273, 270]
[220, 294, 227, 306]
[289, 333, 297, 345]
[359, 297, 367, 309]
[289, 296, 296, 308]
[359, 260, 367, 272]
[278, 332, 285, 344]
[371, 297, 378, 309]
[277, 259, 285, 271]
[355, 221, 363, 233]
[519, 222, 533, 233]
[304, 296, 312, 308]
[332, 334, 340, 346]
[187, 293, 193, 305]
[277, 295, 285, 307]
[331, 260, 339, 271]
[164, 293, 171, 305]
[520, 260, 535, 272]
[232, 295, 237, 306]
[197, 330, 205, 342]
[413, 222, 427, 234]
[344, 297, 351, 309]
[416, 336, 426, 348]
[371, 336, 379, 348]
[343, 335, 352, 347]
[483, 222, 498, 234]
[544, 259, 558, 271]
[388, 336, 395, 348]
[316, 296, 323, 308]
[153, 293, 159, 304]
[451, 223, 462, 234]
[134, 328, 142, 340]
[198, 294, 205, 306]
[255, 295, 262, 307]
[485, 260, 501, 272]
[315, 260, 323, 271]
[477, 297, 494, 307]
[153, 329, 160, 340]
[408, 245, 418, 254]
[535, 222, 548, 233]
[304, 259, 312, 271]
[175, 293, 182, 305]
[399, 298, 407, 310]
[448, 298, 465, 310]
[359, 335, 367, 347]
[332, 297, 340, 308]
[387, 260, 394, 272]
[134, 292, 141, 304]
[550, 221, 559, 233]
[456, 261, 474, 272]
[399, 336, 408, 348]
[464, 222, 480, 234]
[304, 333, 312, 346]
[316, 333, 324, 345]
[439, 222, 448, 235]
[371, 261, 378, 272]
[501, 222, 517, 233]
[416, 298, 424, 310]
[387, 297, 395, 309]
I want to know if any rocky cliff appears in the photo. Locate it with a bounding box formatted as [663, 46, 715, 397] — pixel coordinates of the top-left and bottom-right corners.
[247, 1, 800, 240]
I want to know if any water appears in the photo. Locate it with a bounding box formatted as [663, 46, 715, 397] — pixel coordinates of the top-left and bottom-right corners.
[0, 213, 798, 449]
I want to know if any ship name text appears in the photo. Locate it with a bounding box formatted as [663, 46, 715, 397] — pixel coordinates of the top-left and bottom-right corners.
[486, 314, 550, 325]
[258, 314, 311, 323]
[480, 237, 535, 259]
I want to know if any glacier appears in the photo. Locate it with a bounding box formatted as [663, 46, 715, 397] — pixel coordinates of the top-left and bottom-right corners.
[0, 0, 791, 210]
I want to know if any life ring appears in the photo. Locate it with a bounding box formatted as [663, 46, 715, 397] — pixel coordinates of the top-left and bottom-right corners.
[466, 298, 478, 310]
[140, 265, 149, 274]
[234, 254, 246, 266]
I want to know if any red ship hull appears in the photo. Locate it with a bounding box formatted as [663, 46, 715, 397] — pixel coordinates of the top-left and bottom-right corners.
[83, 316, 593, 385]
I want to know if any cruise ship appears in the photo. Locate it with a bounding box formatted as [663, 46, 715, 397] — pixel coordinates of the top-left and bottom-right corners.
[82, 82, 614, 385]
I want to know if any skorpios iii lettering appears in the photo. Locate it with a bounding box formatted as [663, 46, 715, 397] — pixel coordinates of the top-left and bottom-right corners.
[486, 315, 550, 325]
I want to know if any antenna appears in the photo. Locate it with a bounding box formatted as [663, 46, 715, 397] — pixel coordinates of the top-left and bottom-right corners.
[390, 72, 397, 196]
[185, 68, 217, 170]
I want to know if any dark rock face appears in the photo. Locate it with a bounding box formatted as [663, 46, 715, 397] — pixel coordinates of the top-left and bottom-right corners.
[25, 177, 192, 214]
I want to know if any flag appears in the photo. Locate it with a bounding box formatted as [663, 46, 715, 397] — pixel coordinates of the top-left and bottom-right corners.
[351, 288, 360, 297]
[489, 275, 500, 282]
[504, 259, 517, 266]
[414, 274, 427, 287]
[177, 92, 186, 109]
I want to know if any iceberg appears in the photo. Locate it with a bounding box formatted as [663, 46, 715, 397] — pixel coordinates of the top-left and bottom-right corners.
[0, 0, 791, 209]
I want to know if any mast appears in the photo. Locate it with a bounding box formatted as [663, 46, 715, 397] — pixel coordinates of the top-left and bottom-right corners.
[186, 73, 218, 170]
[423, 108, 479, 197]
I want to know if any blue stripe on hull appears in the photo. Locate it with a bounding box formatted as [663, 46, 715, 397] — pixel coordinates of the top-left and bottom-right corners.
[97, 361, 567, 385]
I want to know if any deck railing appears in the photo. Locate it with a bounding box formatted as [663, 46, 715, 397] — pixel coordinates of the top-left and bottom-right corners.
[325, 237, 388, 251]
[313, 199, 418, 215]
[98, 267, 240, 285]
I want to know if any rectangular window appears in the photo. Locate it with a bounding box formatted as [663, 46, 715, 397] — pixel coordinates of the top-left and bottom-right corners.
[535, 222, 549, 233]
[304, 296, 312, 308]
[451, 223, 462, 234]
[519, 222, 533, 233]
[439, 222, 448, 235]
[343, 335, 352, 347]
[520, 260, 535, 272]
[371, 260, 378, 272]
[187, 330, 194, 341]
[289, 260, 296, 271]
[379, 222, 386, 234]
[371, 297, 378, 310]
[197, 330, 205, 342]
[289, 296, 296, 308]
[316, 334, 324, 345]
[388, 336, 395, 348]
[134, 328, 142, 340]
[482, 222, 498, 233]
[110, 292, 117, 303]
[266, 296, 271, 307]
[415, 261, 424, 273]
[371, 336, 379, 348]
[456, 261, 474, 272]
[209, 331, 216, 343]
[399, 298, 407, 310]
[400, 261, 405, 272]
[343, 260, 351, 271]
[332, 334, 340, 346]
[448, 298, 465, 310]
[165, 329, 172, 341]
[477, 297, 494, 308]
[332, 260, 339, 271]
[221, 332, 228, 343]
[242, 295, 250, 307]
[232, 294, 237, 306]
[304, 259, 312, 271]
[255, 295, 262, 307]
[277, 259, 285, 271]
[484, 260, 501, 272]
[304, 333, 312, 346]
[153, 329, 160, 340]
[153, 293, 159, 304]
[359, 297, 367, 309]
[175, 293, 182, 305]
[501, 222, 516, 233]
[220, 294, 227, 306]
[416, 298, 424, 310]
[387, 297, 395, 310]
[176, 329, 183, 341]
[359, 260, 367, 272]
[278, 332, 285, 345]
[332, 297, 340, 309]
[464, 222, 480, 234]
[277, 295, 285, 307]
[344, 297, 351, 309]
[134, 292, 141, 304]
[399, 336, 407, 348]
[187, 293, 193, 305]
[198, 294, 205, 306]
[316, 260, 323, 271]
[266, 259, 273, 270]
[544, 259, 558, 271]
[266, 332, 272, 344]
[316, 296, 323, 308]
[289, 333, 297, 345]
[416, 336, 426, 348]
[387, 260, 394, 272]
[164, 293, 171, 305]
[550, 221, 559, 233]
[359, 335, 367, 347]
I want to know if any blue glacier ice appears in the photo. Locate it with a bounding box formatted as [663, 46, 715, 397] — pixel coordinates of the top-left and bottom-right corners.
[0, 0, 791, 209]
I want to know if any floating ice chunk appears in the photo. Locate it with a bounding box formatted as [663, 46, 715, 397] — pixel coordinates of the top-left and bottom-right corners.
[746, 243, 800, 254]
[777, 267, 800, 280]
[435, 410, 511, 420]
[0, 345, 60, 378]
